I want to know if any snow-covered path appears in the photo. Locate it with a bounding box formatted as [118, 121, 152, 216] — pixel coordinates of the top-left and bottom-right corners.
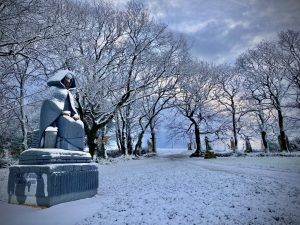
[1, 150, 300, 225]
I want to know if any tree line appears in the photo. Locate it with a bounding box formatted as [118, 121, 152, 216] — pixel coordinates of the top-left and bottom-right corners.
[0, 0, 299, 159]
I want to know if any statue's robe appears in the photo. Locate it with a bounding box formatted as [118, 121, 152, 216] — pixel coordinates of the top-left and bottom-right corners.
[39, 70, 84, 151]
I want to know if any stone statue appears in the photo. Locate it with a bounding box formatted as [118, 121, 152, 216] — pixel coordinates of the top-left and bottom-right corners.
[38, 70, 84, 151]
[8, 70, 98, 208]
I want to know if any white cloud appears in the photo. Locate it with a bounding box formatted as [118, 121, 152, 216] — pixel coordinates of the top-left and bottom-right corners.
[224, 19, 249, 30]
[147, 1, 167, 19]
[164, 0, 184, 8]
[170, 20, 215, 34]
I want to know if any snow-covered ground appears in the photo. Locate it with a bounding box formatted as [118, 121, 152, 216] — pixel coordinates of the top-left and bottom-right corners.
[0, 149, 300, 225]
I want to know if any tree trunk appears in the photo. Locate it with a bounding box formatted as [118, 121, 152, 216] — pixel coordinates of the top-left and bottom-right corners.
[115, 114, 125, 153]
[124, 105, 133, 155]
[127, 132, 133, 155]
[150, 122, 157, 153]
[97, 128, 107, 159]
[257, 103, 268, 153]
[125, 114, 132, 155]
[261, 131, 268, 153]
[121, 130, 127, 155]
[190, 122, 201, 157]
[120, 114, 127, 155]
[86, 123, 98, 159]
[20, 78, 28, 151]
[96, 144, 107, 159]
[232, 108, 238, 152]
[115, 125, 121, 152]
[277, 108, 288, 151]
[134, 130, 145, 155]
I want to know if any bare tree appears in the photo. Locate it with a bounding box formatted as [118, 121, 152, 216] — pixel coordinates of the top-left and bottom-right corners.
[64, 2, 187, 158]
[241, 80, 274, 152]
[214, 65, 246, 151]
[175, 59, 221, 157]
[278, 30, 300, 109]
[133, 77, 178, 154]
[131, 35, 186, 154]
[237, 41, 292, 151]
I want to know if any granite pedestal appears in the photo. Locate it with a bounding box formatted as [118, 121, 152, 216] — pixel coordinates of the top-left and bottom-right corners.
[8, 148, 98, 207]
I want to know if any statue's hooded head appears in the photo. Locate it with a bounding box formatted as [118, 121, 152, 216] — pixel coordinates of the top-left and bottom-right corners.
[47, 70, 77, 90]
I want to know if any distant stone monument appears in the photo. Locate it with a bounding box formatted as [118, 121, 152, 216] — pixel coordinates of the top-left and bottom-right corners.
[8, 70, 98, 207]
[205, 136, 213, 151]
[204, 136, 216, 159]
[244, 136, 253, 153]
[147, 139, 153, 152]
[230, 137, 236, 151]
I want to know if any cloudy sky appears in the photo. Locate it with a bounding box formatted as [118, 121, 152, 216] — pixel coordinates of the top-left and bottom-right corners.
[113, 0, 300, 64]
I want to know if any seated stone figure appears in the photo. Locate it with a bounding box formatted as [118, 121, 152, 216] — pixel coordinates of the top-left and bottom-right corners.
[39, 70, 84, 151]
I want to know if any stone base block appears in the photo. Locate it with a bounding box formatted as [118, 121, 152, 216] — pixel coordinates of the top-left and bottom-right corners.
[8, 163, 98, 207]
